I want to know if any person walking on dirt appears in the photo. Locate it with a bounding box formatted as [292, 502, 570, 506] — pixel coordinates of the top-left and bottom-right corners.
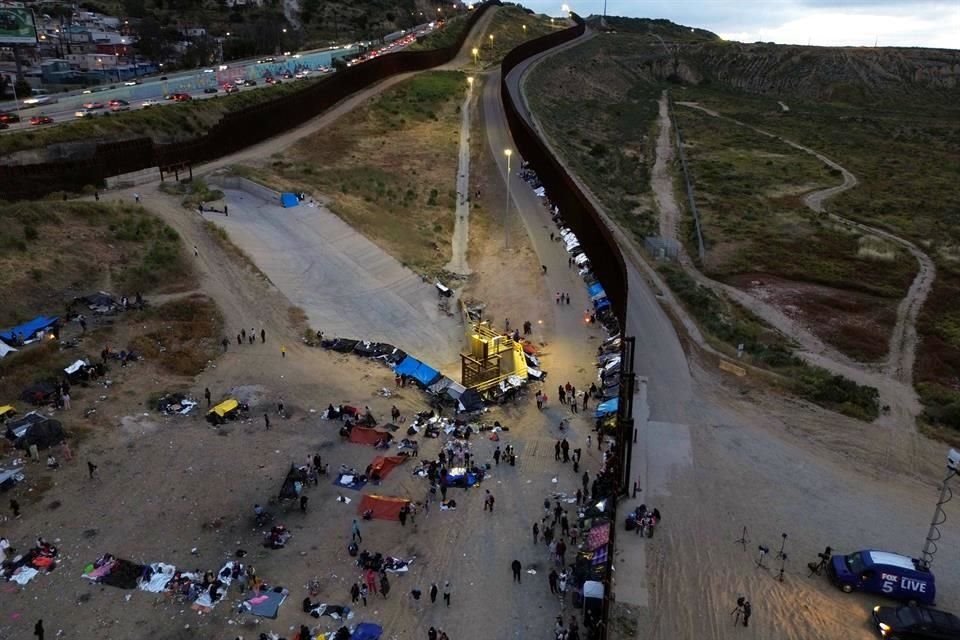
[536, 390, 543, 410]
[493, 447, 501, 465]
[399, 505, 408, 526]
[380, 574, 390, 598]
[511, 559, 522, 583]
[582, 471, 589, 493]
[549, 569, 559, 594]
[278, 397, 285, 416]
[264, 413, 271, 430]
[261, 328, 266, 343]
[365, 569, 378, 594]
[443, 581, 451, 606]
[281, 345, 286, 358]
[484, 490, 495, 512]
[249, 328, 255, 344]
[554, 440, 561, 461]
[359, 583, 368, 606]
[221, 337, 228, 352]
[350, 582, 360, 604]
[558, 385, 566, 405]
[242, 329, 246, 342]
[352, 519, 362, 543]
[237, 333, 242, 346]
[430, 582, 438, 604]
[204, 387, 211, 407]
[87, 461, 98, 479]
[34, 619, 44, 640]
[9, 499, 20, 518]
[561, 439, 570, 463]
[300, 495, 308, 513]
[533, 522, 540, 544]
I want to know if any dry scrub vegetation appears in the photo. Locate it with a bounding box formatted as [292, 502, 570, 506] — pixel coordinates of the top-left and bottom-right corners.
[241, 70, 466, 278]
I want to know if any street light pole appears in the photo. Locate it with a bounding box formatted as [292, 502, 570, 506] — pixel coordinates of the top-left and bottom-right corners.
[471, 47, 479, 67]
[503, 148, 512, 249]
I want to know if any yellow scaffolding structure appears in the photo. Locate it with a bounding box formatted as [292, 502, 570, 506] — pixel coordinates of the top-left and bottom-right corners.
[460, 317, 528, 392]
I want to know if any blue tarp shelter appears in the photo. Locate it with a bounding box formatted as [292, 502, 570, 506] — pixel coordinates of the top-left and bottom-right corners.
[280, 192, 299, 208]
[352, 623, 384, 640]
[595, 397, 618, 418]
[587, 283, 606, 299]
[0, 316, 58, 345]
[394, 355, 442, 388]
[594, 298, 611, 311]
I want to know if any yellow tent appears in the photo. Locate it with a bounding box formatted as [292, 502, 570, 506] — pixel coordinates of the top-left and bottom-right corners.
[0, 405, 16, 421]
[209, 398, 239, 418]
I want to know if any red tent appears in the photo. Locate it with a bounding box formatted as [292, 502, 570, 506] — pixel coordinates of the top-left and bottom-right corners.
[349, 427, 392, 446]
[358, 494, 411, 521]
[370, 455, 407, 479]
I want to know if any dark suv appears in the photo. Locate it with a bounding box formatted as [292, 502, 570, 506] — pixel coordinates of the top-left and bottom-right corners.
[873, 605, 960, 639]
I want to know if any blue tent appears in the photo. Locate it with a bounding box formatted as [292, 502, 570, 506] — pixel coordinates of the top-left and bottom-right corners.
[595, 397, 618, 418]
[393, 355, 441, 388]
[280, 192, 299, 208]
[0, 316, 58, 345]
[352, 623, 383, 640]
[593, 297, 611, 311]
[587, 283, 605, 299]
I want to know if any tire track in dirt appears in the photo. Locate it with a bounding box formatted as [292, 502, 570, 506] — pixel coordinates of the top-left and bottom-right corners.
[672, 101, 935, 412]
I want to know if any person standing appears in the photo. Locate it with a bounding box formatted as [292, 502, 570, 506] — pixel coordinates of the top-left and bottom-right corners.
[493, 447, 501, 465]
[359, 583, 368, 606]
[352, 519, 362, 543]
[62, 390, 71, 409]
[742, 599, 752, 627]
[350, 582, 360, 604]
[281, 345, 286, 359]
[87, 461, 98, 479]
[133, 193, 140, 203]
[300, 495, 308, 513]
[554, 440, 561, 461]
[532, 522, 540, 544]
[264, 413, 271, 431]
[204, 387, 211, 407]
[429, 582, 438, 604]
[380, 574, 390, 598]
[442, 581, 451, 607]
[536, 389, 543, 410]
[10, 499, 20, 518]
[0, 536, 10, 559]
[558, 385, 566, 405]
[242, 329, 247, 342]
[548, 569, 559, 594]
[582, 471, 589, 493]
[398, 505, 408, 526]
[428, 628, 438, 640]
[261, 328, 266, 343]
[561, 439, 570, 463]
[511, 559, 522, 583]
[34, 619, 44, 640]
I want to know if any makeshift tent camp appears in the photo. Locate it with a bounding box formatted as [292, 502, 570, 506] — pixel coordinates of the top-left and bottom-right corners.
[241, 588, 287, 617]
[358, 494, 410, 521]
[595, 398, 618, 418]
[279, 465, 308, 501]
[206, 398, 244, 424]
[351, 623, 384, 640]
[0, 316, 59, 345]
[74, 292, 118, 314]
[582, 580, 604, 619]
[393, 355, 442, 388]
[368, 455, 407, 480]
[348, 427, 392, 446]
[280, 192, 299, 208]
[7, 414, 64, 451]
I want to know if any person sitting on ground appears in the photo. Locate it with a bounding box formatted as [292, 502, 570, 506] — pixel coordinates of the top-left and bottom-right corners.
[46, 455, 59, 469]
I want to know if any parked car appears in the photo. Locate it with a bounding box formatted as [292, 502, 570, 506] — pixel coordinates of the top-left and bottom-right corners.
[829, 550, 935, 605]
[0, 112, 20, 124]
[873, 604, 960, 639]
[29, 115, 53, 125]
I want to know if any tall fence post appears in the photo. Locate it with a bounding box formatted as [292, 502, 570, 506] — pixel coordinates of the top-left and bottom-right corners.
[666, 92, 706, 263]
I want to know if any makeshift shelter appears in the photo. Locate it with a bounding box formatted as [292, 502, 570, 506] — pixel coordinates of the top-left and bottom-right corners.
[393, 355, 441, 388]
[0, 404, 16, 422]
[7, 416, 66, 451]
[75, 292, 118, 314]
[63, 358, 94, 382]
[241, 588, 287, 618]
[348, 427, 392, 446]
[582, 580, 604, 619]
[280, 192, 299, 208]
[351, 623, 384, 640]
[279, 465, 308, 501]
[369, 455, 407, 480]
[595, 398, 618, 418]
[0, 342, 16, 359]
[0, 466, 24, 490]
[206, 398, 244, 425]
[0, 316, 59, 345]
[457, 388, 484, 413]
[82, 555, 145, 589]
[358, 494, 410, 521]
[19, 381, 57, 406]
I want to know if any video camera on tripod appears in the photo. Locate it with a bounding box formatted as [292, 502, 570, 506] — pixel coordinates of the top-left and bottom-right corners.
[807, 546, 832, 576]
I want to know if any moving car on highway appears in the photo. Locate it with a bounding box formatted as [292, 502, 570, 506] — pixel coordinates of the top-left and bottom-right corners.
[0, 112, 20, 124]
[873, 604, 960, 639]
[29, 115, 53, 125]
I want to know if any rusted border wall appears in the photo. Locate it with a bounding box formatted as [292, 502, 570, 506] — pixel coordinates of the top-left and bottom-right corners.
[0, 1, 499, 200]
[500, 17, 627, 325]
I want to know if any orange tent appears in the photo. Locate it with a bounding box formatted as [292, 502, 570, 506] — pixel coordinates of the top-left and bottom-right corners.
[370, 455, 407, 479]
[349, 427, 392, 446]
[358, 494, 411, 521]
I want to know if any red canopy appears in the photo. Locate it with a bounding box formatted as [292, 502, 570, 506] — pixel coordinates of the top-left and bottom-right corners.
[358, 494, 411, 521]
[349, 427, 391, 445]
[370, 455, 407, 479]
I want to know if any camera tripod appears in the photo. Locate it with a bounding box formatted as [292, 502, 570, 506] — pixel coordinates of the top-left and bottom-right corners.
[730, 598, 747, 627]
[734, 526, 749, 552]
[807, 556, 828, 577]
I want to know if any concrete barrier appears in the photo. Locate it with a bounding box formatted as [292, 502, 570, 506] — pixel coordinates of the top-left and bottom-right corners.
[208, 175, 282, 204]
[105, 166, 161, 189]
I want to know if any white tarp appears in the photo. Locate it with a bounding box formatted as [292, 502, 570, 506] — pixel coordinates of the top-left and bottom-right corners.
[0, 342, 16, 359]
[64, 359, 89, 375]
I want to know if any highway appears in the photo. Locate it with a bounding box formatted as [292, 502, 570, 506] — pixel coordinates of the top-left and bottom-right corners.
[0, 22, 438, 133]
